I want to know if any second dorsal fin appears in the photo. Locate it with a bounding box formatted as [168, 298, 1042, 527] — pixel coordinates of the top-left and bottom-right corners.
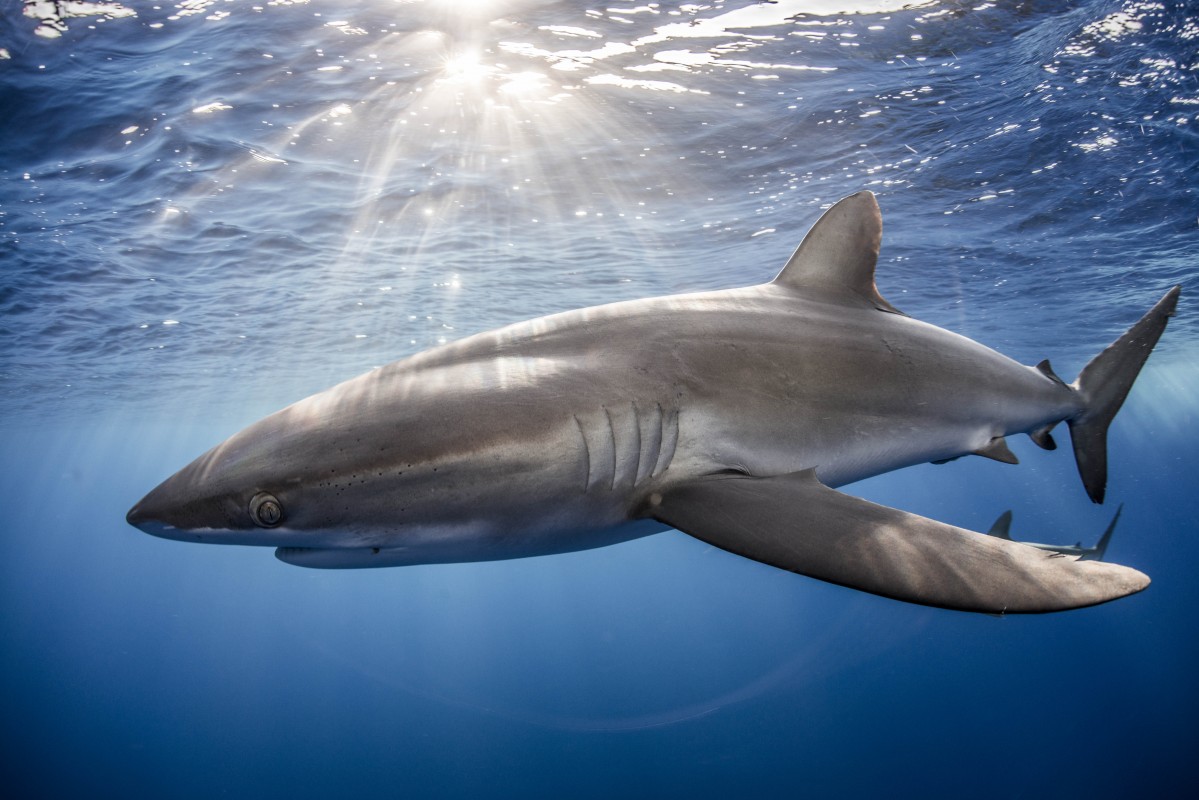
[773, 191, 902, 314]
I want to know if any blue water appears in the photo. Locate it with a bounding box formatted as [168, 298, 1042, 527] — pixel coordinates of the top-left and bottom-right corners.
[2, 0, 1197, 796]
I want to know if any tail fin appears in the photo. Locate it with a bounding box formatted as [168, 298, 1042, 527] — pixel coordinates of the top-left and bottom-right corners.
[1080, 503, 1124, 562]
[1069, 286, 1180, 503]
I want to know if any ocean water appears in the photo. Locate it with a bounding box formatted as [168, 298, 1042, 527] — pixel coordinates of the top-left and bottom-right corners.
[1, 0, 1196, 796]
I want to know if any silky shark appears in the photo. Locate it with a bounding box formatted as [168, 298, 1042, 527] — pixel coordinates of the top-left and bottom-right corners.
[127, 192, 1180, 614]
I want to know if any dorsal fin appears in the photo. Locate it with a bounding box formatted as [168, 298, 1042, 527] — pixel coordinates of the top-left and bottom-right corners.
[773, 191, 902, 314]
[1035, 359, 1067, 386]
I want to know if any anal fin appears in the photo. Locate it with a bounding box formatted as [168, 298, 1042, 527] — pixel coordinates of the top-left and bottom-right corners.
[644, 470, 1148, 614]
[1029, 424, 1058, 451]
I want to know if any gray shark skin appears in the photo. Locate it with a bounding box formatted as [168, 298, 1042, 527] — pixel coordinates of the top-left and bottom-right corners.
[127, 192, 1180, 614]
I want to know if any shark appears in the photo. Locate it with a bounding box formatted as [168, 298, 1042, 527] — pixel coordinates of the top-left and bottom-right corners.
[127, 191, 1180, 614]
[986, 505, 1123, 562]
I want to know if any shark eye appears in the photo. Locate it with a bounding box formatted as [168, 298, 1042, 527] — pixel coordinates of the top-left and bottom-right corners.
[249, 492, 284, 528]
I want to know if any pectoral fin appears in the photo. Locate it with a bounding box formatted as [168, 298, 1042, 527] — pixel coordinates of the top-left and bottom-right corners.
[644, 470, 1148, 614]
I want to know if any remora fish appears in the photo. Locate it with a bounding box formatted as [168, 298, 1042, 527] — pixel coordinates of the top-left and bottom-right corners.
[127, 192, 1180, 614]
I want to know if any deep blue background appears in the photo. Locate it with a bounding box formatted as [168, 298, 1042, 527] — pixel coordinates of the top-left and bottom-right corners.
[2, 1, 1196, 797]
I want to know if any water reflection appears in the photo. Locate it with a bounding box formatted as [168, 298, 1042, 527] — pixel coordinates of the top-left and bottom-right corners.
[12, 0, 961, 271]
[20, 0, 136, 39]
[5, 0, 1194, 415]
[19, 0, 953, 247]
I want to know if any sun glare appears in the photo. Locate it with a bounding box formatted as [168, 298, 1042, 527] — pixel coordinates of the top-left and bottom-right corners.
[158, 0, 707, 295]
[439, 50, 494, 84]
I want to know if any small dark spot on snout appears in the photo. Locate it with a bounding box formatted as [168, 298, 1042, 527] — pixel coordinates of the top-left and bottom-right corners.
[371, 547, 380, 555]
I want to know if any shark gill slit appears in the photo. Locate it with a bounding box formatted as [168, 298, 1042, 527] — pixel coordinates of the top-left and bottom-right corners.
[652, 405, 679, 479]
[627, 402, 643, 490]
[636, 403, 664, 485]
[610, 403, 643, 492]
[572, 414, 591, 493]
[603, 406, 618, 492]
[575, 404, 679, 495]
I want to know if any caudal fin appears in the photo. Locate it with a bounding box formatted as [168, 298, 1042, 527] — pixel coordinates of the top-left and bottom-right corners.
[1069, 286, 1180, 503]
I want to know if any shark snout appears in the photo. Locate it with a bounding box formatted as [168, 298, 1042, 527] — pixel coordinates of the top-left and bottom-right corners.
[126, 478, 187, 539]
[126, 492, 174, 531]
[125, 499, 149, 528]
[126, 459, 227, 541]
